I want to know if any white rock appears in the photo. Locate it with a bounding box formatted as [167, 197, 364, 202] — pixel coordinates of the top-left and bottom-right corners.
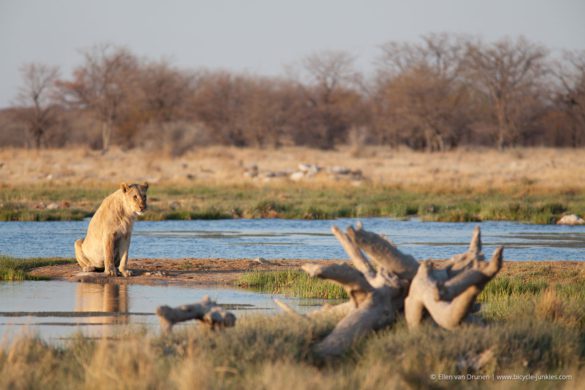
[298, 163, 320, 174]
[329, 166, 351, 175]
[298, 163, 312, 172]
[289, 171, 305, 181]
[46, 202, 59, 210]
[557, 214, 585, 225]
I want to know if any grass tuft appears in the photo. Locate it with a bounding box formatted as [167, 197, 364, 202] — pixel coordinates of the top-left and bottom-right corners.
[237, 270, 348, 299]
[0, 256, 74, 281]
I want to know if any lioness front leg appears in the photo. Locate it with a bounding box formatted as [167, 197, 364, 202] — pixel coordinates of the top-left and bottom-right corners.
[103, 234, 119, 277]
[118, 235, 133, 277]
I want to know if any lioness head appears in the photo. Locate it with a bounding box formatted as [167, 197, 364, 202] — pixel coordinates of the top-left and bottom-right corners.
[120, 182, 149, 216]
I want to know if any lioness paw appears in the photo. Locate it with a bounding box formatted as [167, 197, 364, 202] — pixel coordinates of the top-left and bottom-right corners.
[104, 267, 118, 277]
[119, 269, 133, 277]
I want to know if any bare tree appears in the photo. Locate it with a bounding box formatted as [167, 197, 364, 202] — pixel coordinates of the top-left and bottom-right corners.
[239, 77, 301, 148]
[140, 60, 198, 124]
[16, 63, 60, 148]
[555, 50, 585, 147]
[373, 34, 471, 151]
[378, 33, 467, 79]
[57, 44, 139, 152]
[297, 50, 363, 149]
[192, 71, 249, 146]
[464, 37, 549, 149]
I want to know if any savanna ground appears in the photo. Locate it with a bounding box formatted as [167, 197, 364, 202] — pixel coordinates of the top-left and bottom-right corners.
[1, 257, 585, 389]
[1, 146, 585, 222]
[2, 146, 585, 388]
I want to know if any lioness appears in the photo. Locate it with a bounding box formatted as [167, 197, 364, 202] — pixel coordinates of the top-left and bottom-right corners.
[74, 182, 148, 277]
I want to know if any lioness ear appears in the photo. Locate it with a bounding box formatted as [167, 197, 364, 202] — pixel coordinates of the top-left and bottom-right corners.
[120, 183, 129, 193]
[142, 182, 149, 192]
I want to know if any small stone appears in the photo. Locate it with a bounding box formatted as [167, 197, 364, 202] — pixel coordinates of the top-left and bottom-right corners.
[329, 166, 351, 175]
[289, 171, 305, 181]
[298, 163, 320, 174]
[557, 214, 585, 225]
[46, 202, 59, 210]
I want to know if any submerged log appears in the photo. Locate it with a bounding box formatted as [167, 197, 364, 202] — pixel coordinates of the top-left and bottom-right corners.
[156, 295, 236, 333]
[293, 223, 503, 358]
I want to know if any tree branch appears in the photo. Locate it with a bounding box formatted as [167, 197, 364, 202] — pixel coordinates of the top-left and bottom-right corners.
[156, 295, 236, 333]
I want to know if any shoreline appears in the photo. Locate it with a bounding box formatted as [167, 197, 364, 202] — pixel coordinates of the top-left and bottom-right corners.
[27, 258, 585, 288]
[28, 258, 335, 287]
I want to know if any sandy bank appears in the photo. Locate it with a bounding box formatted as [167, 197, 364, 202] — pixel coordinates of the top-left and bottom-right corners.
[28, 258, 584, 288]
[28, 258, 336, 287]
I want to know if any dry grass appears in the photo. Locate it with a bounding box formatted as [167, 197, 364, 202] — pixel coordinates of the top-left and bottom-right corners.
[1, 302, 583, 389]
[2, 146, 584, 193]
[2, 146, 584, 222]
[2, 261, 585, 389]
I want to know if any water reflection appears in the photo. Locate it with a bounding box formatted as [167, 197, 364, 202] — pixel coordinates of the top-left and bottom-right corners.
[0, 280, 343, 341]
[75, 283, 129, 335]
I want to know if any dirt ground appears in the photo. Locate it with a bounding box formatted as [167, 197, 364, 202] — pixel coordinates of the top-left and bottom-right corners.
[29, 258, 336, 287]
[29, 258, 584, 288]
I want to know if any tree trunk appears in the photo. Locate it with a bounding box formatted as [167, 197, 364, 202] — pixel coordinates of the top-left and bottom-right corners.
[288, 224, 503, 358]
[101, 120, 112, 153]
[495, 100, 508, 150]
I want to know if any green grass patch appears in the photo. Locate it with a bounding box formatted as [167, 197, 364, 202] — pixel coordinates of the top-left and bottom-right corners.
[237, 270, 348, 299]
[2, 183, 585, 222]
[0, 256, 74, 281]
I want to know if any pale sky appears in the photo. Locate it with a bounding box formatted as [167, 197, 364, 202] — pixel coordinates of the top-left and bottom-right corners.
[1, 0, 584, 108]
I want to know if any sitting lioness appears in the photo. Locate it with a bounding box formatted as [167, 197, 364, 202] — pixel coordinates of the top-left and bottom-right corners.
[74, 182, 148, 277]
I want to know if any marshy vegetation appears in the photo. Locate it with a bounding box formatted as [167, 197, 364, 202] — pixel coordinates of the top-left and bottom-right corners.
[1, 261, 584, 389]
[1, 181, 584, 223]
[237, 269, 348, 299]
[0, 256, 73, 281]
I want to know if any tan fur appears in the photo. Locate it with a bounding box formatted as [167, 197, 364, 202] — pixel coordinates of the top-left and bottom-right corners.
[75, 182, 149, 277]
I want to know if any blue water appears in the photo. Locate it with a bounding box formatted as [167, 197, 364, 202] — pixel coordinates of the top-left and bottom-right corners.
[0, 281, 333, 340]
[1, 218, 585, 261]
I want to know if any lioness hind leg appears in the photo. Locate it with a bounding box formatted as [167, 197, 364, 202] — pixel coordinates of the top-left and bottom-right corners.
[75, 239, 96, 272]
